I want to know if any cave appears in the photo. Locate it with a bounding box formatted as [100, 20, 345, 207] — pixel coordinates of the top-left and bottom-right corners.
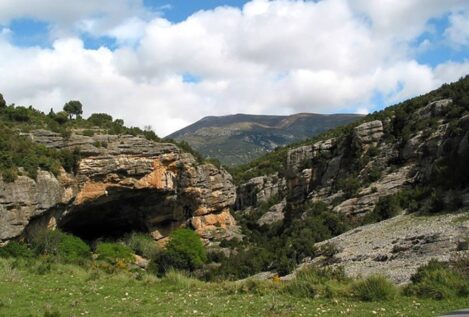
[58, 188, 186, 241]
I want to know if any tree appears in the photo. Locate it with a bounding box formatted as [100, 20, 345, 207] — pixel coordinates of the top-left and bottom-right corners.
[88, 113, 113, 126]
[63, 100, 83, 119]
[54, 111, 69, 124]
[0, 93, 6, 108]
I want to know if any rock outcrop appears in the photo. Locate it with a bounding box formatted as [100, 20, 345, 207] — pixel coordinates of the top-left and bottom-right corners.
[1, 130, 239, 243]
[235, 174, 286, 210]
[352, 120, 384, 148]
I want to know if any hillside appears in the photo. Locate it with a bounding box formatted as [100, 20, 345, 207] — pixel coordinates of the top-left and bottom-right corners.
[226, 75, 469, 282]
[167, 113, 362, 166]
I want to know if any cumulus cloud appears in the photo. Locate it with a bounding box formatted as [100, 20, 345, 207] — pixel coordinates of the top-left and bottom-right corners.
[445, 10, 469, 47]
[0, 0, 468, 136]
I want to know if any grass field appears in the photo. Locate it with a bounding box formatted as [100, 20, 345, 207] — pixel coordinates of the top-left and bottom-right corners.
[0, 258, 467, 317]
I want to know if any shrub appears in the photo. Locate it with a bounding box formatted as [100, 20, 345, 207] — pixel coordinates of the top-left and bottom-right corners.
[1, 168, 17, 183]
[30, 230, 90, 263]
[125, 232, 160, 259]
[316, 242, 339, 258]
[161, 269, 204, 289]
[154, 229, 207, 275]
[82, 129, 95, 137]
[449, 253, 469, 278]
[404, 259, 469, 299]
[0, 242, 34, 258]
[337, 177, 361, 198]
[366, 195, 401, 222]
[95, 242, 134, 264]
[88, 113, 113, 126]
[351, 275, 397, 301]
[282, 266, 348, 298]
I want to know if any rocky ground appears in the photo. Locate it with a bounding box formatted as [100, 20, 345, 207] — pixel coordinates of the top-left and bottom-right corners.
[309, 211, 469, 284]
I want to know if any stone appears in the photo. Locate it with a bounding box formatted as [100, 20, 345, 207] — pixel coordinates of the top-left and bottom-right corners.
[191, 209, 240, 241]
[286, 138, 336, 171]
[353, 120, 384, 147]
[0, 171, 68, 241]
[416, 99, 452, 119]
[134, 254, 150, 269]
[257, 199, 286, 226]
[287, 145, 313, 171]
[333, 165, 415, 216]
[309, 212, 469, 284]
[235, 174, 286, 210]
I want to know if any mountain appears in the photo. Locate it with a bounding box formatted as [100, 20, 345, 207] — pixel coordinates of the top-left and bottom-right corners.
[167, 113, 362, 166]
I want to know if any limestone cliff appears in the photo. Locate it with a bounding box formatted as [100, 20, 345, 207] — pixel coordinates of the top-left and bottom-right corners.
[0, 130, 238, 243]
[234, 97, 469, 281]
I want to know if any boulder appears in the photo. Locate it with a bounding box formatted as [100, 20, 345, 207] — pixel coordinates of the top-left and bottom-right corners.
[353, 120, 384, 148]
[257, 199, 287, 226]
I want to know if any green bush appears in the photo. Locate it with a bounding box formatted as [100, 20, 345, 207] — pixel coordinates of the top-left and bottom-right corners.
[30, 230, 90, 263]
[404, 259, 469, 299]
[351, 275, 397, 301]
[282, 266, 348, 298]
[82, 129, 95, 137]
[366, 195, 401, 222]
[95, 242, 134, 264]
[0, 241, 34, 258]
[337, 177, 361, 198]
[125, 232, 160, 259]
[316, 242, 339, 258]
[154, 229, 206, 275]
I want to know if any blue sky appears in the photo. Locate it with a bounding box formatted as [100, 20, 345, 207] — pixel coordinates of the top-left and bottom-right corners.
[0, 0, 468, 135]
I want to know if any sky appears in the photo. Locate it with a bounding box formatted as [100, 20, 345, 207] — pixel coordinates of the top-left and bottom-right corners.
[0, 1, 469, 136]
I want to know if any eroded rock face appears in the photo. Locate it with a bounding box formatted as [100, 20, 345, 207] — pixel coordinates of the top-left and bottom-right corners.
[353, 120, 384, 148]
[235, 174, 286, 210]
[287, 138, 335, 172]
[257, 199, 286, 226]
[0, 131, 238, 243]
[0, 170, 72, 240]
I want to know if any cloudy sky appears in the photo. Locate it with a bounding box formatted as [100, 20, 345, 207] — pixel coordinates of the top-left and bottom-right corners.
[0, 0, 469, 136]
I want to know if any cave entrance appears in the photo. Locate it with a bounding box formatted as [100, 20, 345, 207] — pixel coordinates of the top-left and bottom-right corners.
[58, 188, 179, 241]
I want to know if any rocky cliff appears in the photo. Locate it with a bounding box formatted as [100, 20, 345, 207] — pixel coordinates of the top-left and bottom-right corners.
[234, 95, 469, 281]
[0, 130, 239, 243]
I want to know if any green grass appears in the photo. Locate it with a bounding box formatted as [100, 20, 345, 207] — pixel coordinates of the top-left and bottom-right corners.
[0, 258, 467, 317]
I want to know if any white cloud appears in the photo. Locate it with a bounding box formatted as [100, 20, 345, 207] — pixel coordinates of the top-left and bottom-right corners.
[0, 0, 468, 137]
[445, 10, 469, 47]
[0, 0, 156, 41]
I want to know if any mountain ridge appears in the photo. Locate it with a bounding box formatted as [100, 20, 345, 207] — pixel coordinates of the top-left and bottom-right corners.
[167, 112, 362, 166]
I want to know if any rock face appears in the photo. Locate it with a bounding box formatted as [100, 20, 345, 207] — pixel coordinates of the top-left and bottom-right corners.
[235, 98, 469, 281]
[235, 174, 286, 210]
[310, 212, 469, 284]
[353, 120, 384, 148]
[0, 170, 71, 241]
[257, 199, 287, 226]
[0, 130, 238, 243]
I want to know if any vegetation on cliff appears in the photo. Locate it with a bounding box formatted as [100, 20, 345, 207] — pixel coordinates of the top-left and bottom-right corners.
[217, 75, 469, 280]
[0, 98, 208, 181]
[229, 75, 469, 185]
